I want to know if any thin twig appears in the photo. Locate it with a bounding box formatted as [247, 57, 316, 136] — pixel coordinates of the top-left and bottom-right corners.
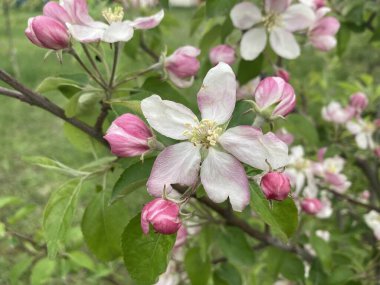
[109, 43, 120, 89]
[139, 32, 159, 61]
[81, 43, 108, 87]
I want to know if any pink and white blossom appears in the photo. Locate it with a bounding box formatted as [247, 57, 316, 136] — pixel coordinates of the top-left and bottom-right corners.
[230, 0, 315, 60]
[67, 6, 164, 43]
[300, 0, 326, 10]
[322, 101, 355, 124]
[260, 172, 291, 201]
[104, 114, 153, 157]
[209, 44, 236, 66]
[350, 92, 368, 114]
[315, 191, 333, 219]
[276, 68, 291, 82]
[346, 119, 376, 150]
[141, 198, 181, 235]
[25, 16, 70, 50]
[275, 128, 294, 145]
[253, 77, 296, 118]
[165, 46, 201, 88]
[301, 198, 323, 215]
[309, 15, 340, 51]
[141, 63, 289, 211]
[364, 211, 380, 240]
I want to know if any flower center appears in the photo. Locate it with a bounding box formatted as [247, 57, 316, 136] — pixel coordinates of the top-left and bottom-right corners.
[294, 159, 311, 171]
[183, 119, 223, 148]
[263, 13, 281, 31]
[102, 6, 124, 24]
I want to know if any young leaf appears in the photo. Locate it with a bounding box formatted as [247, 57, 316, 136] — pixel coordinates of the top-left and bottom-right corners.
[184, 247, 212, 285]
[67, 251, 96, 271]
[111, 157, 155, 203]
[43, 179, 83, 258]
[81, 190, 130, 261]
[213, 263, 242, 285]
[36, 76, 84, 98]
[30, 258, 56, 285]
[250, 184, 298, 241]
[121, 213, 176, 285]
[206, 0, 237, 18]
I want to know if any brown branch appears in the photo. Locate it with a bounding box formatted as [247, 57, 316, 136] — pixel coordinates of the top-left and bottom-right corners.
[325, 188, 380, 213]
[0, 70, 107, 146]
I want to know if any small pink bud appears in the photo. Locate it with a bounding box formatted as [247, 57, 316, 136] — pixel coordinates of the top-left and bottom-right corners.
[301, 198, 323, 215]
[104, 114, 153, 157]
[375, 147, 380, 158]
[166, 46, 201, 79]
[43, 2, 73, 24]
[209, 44, 236, 66]
[254, 77, 296, 117]
[350, 92, 368, 112]
[310, 17, 340, 51]
[275, 68, 290, 82]
[141, 198, 181, 235]
[260, 172, 291, 201]
[25, 16, 70, 50]
[315, 0, 326, 9]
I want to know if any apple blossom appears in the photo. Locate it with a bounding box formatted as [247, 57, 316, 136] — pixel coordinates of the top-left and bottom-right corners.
[346, 119, 376, 150]
[230, 0, 315, 60]
[104, 114, 154, 157]
[67, 6, 164, 43]
[300, 0, 326, 10]
[251, 77, 296, 119]
[364, 211, 380, 240]
[165, 46, 201, 88]
[322, 101, 355, 124]
[25, 16, 70, 50]
[141, 63, 289, 211]
[301, 198, 323, 215]
[276, 68, 290, 82]
[350, 92, 368, 114]
[209, 44, 236, 66]
[260, 172, 291, 201]
[141, 198, 181, 235]
[315, 191, 333, 219]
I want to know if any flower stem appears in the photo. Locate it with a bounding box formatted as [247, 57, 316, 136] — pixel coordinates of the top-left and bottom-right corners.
[252, 115, 266, 128]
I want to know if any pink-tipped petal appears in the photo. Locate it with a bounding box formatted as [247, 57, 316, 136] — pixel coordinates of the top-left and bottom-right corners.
[197, 62, 236, 124]
[265, 0, 291, 13]
[43, 2, 73, 23]
[141, 95, 198, 140]
[230, 2, 262, 30]
[147, 142, 201, 197]
[31, 16, 70, 50]
[200, 148, 250, 212]
[209, 44, 236, 66]
[67, 23, 105, 42]
[132, 9, 164, 29]
[219, 126, 289, 171]
[25, 18, 45, 48]
[240, 27, 267, 61]
[254, 77, 286, 109]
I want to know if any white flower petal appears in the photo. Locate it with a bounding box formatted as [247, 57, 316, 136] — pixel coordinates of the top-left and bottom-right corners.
[269, 27, 300, 59]
[356, 133, 368, 149]
[200, 148, 250, 212]
[197, 62, 236, 124]
[147, 142, 201, 197]
[219, 126, 289, 170]
[240, 27, 267, 61]
[265, 0, 291, 13]
[141, 95, 198, 140]
[102, 21, 134, 43]
[67, 23, 105, 42]
[132, 9, 164, 30]
[168, 72, 194, 89]
[282, 4, 316, 32]
[230, 2, 262, 30]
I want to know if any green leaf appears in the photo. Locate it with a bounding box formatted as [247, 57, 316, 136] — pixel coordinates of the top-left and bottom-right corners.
[9, 255, 33, 285]
[310, 235, 332, 270]
[43, 179, 83, 258]
[121, 213, 176, 285]
[111, 157, 155, 203]
[0, 196, 23, 209]
[7, 205, 36, 224]
[200, 24, 222, 53]
[237, 55, 264, 85]
[36, 76, 84, 98]
[213, 263, 242, 285]
[82, 190, 130, 261]
[67, 251, 95, 271]
[337, 24, 351, 57]
[185, 247, 212, 285]
[30, 258, 56, 285]
[159, 0, 169, 8]
[250, 184, 298, 241]
[206, 0, 237, 18]
[217, 226, 255, 266]
[191, 4, 206, 36]
[282, 114, 319, 146]
[108, 100, 143, 115]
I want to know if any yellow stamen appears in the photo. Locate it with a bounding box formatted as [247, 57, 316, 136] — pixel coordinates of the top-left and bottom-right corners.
[102, 6, 124, 24]
[183, 119, 222, 148]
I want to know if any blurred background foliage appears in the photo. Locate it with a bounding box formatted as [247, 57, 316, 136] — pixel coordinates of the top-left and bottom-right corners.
[1, 0, 380, 284]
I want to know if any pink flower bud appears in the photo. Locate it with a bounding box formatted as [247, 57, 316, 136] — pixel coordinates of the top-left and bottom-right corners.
[104, 114, 153, 157]
[301, 198, 323, 215]
[310, 17, 340, 51]
[209, 44, 236, 66]
[254, 77, 296, 117]
[275, 68, 290, 82]
[260, 172, 291, 201]
[43, 2, 73, 24]
[25, 16, 70, 50]
[350, 92, 368, 112]
[315, 0, 326, 9]
[166, 46, 201, 79]
[141, 198, 181, 235]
